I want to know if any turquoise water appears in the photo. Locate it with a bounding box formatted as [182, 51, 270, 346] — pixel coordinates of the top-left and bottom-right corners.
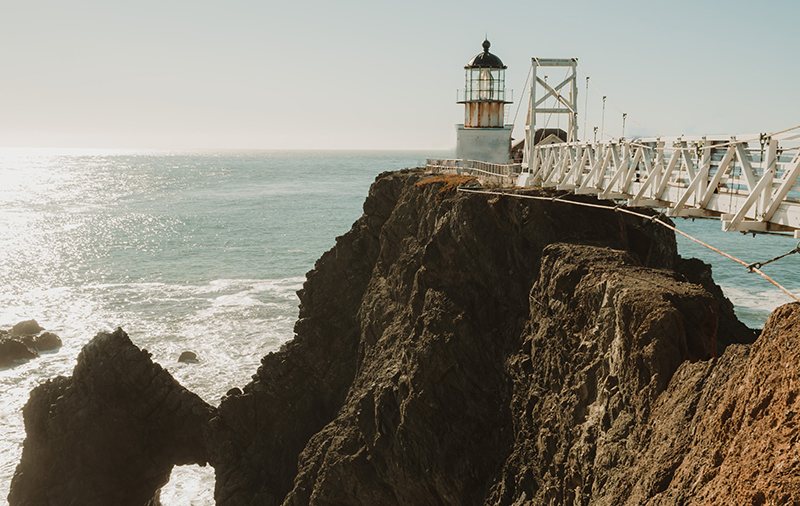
[674, 218, 800, 327]
[0, 149, 797, 504]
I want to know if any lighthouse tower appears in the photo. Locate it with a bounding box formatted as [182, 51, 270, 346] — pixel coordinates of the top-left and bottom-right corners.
[456, 39, 513, 164]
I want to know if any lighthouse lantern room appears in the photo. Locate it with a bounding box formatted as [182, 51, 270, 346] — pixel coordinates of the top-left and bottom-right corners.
[456, 39, 513, 164]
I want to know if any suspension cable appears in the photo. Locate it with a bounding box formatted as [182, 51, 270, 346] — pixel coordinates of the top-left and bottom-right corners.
[747, 242, 800, 272]
[512, 64, 533, 129]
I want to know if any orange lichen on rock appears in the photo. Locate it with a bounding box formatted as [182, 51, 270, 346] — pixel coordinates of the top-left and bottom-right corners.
[414, 174, 477, 200]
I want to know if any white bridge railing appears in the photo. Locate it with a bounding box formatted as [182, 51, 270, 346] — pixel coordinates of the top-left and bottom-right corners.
[426, 158, 522, 185]
[519, 132, 800, 237]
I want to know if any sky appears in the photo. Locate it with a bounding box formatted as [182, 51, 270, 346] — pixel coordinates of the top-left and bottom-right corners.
[1, 0, 798, 150]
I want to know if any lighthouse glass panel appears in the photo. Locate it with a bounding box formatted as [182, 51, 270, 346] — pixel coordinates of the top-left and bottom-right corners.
[465, 68, 505, 101]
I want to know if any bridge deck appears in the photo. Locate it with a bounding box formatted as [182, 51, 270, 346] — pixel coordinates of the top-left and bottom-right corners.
[517, 132, 800, 237]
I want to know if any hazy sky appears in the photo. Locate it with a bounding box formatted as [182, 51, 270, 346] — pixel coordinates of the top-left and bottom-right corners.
[1, 0, 797, 150]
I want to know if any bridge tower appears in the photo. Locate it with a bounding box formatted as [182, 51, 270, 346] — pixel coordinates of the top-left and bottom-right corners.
[523, 58, 579, 170]
[455, 39, 513, 164]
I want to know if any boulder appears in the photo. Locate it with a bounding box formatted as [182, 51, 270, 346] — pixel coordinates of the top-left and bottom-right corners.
[178, 351, 198, 363]
[10, 319, 44, 337]
[20, 332, 62, 352]
[0, 338, 38, 367]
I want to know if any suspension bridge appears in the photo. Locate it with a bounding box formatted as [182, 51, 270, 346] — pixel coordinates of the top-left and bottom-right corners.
[428, 57, 800, 240]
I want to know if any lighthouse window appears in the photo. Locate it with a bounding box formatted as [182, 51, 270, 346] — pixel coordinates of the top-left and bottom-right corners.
[465, 68, 505, 102]
[479, 69, 494, 99]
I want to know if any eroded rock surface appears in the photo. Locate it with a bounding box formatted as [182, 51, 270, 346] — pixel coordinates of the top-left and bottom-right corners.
[612, 302, 800, 505]
[9, 328, 215, 506]
[207, 169, 745, 505]
[491, 243, 719, 505]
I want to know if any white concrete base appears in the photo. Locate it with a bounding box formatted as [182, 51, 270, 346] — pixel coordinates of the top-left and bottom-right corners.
[456, 124, 512, 164]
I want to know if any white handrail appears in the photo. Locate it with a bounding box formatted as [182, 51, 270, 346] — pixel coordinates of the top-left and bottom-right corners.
[518, 134, 800, 236]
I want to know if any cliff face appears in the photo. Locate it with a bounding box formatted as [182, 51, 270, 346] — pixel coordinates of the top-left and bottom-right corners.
[492, 243, 718, 505]
[613, 302, 800, 505]
[206, 169, 751, 505]
[12, 168, 794, 506]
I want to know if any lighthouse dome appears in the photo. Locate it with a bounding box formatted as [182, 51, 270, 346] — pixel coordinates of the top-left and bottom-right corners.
[465, 39, 506, 69]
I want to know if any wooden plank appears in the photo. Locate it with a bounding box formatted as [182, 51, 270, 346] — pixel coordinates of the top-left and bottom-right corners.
[680, 142, 696, 181]
[669, 158, 709, 217]
[761, 139, 778, 216]
[620, 146, 643, 195]
[563, 146, 590, 188]
[600, 145, 626, 199]
[631, 142, 664, 205]
[579, 147, 612, 192]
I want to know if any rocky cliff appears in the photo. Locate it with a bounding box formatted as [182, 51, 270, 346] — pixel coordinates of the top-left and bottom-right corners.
[9, 328, 215, 506]
[12, 168, 796, 506]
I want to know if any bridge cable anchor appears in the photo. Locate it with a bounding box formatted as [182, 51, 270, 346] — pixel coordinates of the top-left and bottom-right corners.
[746, 242, 800, 273]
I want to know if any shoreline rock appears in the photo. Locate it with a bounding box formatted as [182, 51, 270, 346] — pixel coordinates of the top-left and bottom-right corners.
[178, 351, 199, 363]
[20, 331, 63, 352]
[9, 328, 215, 506]
[10, 319, 44, 337]
[0, 338, 38, 367]
[0, 320, 62, 367]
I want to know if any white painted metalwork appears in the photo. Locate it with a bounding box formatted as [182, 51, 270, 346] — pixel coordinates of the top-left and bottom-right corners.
[523, 58, 579, 170]
[517, 132, 800, 236]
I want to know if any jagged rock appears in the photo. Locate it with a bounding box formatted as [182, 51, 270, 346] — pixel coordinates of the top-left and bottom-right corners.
[20, 331, 62, 352]
[0, 338, 38, 367]
[8, 328, 216, 506]
[178, 351, 199, 363]
[488, 243, 720, 505]
[10, 319, 44, 337]
[207, 169, 716, 505]
[608, 302, 800, 505]
[675, 256, 758, 347]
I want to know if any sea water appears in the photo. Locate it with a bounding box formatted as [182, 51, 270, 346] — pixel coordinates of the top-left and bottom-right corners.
[0, 149, 798, 504]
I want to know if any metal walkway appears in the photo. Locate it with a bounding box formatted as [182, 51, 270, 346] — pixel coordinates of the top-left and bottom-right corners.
[517, 131, 800, 238]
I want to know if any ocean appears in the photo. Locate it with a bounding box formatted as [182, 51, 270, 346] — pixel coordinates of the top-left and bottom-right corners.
[1, 149, 798, 504]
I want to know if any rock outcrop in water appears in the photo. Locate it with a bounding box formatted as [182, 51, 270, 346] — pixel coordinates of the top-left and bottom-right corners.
[9, 328, 215, 506]
[0, 320, 62, 367]
[11, 168, 797, 506]
[0, 337, 38, 367]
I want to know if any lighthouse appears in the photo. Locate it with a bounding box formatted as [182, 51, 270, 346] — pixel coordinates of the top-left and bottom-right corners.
[455, 39, 513, 164]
